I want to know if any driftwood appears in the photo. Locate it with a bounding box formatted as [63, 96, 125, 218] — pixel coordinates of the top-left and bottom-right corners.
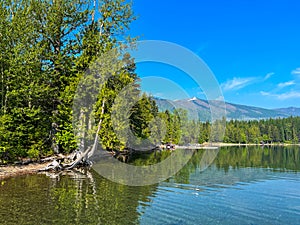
[40, 98, 162, 172]
[40, 100, 106, 172]
[39, 159, 62, 171]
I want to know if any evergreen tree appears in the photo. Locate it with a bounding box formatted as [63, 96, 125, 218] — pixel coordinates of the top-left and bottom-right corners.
[0, 0, 145, 161]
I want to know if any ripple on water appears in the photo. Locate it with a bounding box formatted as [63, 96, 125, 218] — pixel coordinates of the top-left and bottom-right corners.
[138, 172, 300, 225]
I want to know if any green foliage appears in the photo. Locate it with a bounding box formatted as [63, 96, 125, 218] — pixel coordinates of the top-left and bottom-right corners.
[27, 148, 40, 159]
[159, 110, 300, 145]
[0, 0, 140, 161]
[161, 109, 182, 144]
[130, 94, 158, 140]
[222, 116, 300, 144]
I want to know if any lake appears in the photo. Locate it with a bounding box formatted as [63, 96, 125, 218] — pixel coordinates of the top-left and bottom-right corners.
[1, 146, 300, 224]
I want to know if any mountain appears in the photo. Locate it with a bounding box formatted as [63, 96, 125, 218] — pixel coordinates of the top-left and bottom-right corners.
[274, 107, 300, 117]
[154, 97, 298, 121]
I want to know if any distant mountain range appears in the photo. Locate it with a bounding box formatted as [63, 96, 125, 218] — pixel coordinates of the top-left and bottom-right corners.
[274, 107, 300, 117]
[154, 97, 300, 121]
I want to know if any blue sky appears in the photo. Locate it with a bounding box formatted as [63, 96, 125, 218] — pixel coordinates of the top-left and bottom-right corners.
[129, 0, 300, 109]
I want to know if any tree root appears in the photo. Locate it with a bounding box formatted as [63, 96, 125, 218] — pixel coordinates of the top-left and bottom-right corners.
[39, 100, 106, 172]
[38, 147, 93, 172]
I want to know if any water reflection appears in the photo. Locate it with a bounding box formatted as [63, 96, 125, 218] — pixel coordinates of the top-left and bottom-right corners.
[137, 146, 300, 225]
[215, 146, 300, 172]
[0, 146, 299, 225]
[169, 146, 300, 187]
[129, 146, 300, 186]
[0, 169, 157, 225]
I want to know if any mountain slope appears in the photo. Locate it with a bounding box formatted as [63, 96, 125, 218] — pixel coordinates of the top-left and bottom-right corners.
[275, 107, 300, 117]
[154, 97, 295, 121]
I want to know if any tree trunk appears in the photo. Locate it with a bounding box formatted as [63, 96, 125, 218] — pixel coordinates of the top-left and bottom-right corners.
[40, 99, 106, 171]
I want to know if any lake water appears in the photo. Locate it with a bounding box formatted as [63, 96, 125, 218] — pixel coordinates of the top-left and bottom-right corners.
[1, 146, 300, 224]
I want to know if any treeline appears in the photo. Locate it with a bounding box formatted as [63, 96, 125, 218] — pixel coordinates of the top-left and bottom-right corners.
[0, 0, 159, 162]
[223, 117, 300, 144]
[162, 113, 300, 145]
[152, 109, 208, 145]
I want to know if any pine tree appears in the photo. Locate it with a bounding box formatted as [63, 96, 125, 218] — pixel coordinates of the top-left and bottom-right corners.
[0, 0, 142, 162]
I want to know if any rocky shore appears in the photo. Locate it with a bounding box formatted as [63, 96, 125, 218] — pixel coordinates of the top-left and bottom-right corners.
[0, 162, 49, 180]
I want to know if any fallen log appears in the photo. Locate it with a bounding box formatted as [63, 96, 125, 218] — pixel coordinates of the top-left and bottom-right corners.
[38, 159, 62, 171]
[64, 147, 92, 170]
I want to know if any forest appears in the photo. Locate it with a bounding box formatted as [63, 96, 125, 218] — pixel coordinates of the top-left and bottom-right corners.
[0, 0, 160, 163]
[156, 110, 300, 145]
[0, 1, 299, 164]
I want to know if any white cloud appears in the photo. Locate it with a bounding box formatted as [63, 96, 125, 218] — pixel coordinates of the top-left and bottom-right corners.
[260, 91, 300, 100]
[260, 91, 270, 96]
[264, 72, 274, 80]
[151, 92, 165, 98]
[291, 68, 300, 75]
[277, 80, 295, 88]
[221, 77, 254, 91]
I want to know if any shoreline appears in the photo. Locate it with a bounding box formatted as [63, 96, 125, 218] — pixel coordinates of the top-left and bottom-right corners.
[0, 162, 49, 180]
[203, 142, 300, 147]
[175, 142, 300, 149]
[1, 143, 299, 180]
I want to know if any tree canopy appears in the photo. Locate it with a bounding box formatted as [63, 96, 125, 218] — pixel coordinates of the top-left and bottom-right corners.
[0, 0, 159, 163]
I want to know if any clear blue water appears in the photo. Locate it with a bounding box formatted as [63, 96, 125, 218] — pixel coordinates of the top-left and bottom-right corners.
[0, 146, 300, 225]
[138, 168, 300, 225]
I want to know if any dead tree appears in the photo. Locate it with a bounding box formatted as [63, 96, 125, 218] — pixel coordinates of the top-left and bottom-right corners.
[40, 99, 105, 171]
